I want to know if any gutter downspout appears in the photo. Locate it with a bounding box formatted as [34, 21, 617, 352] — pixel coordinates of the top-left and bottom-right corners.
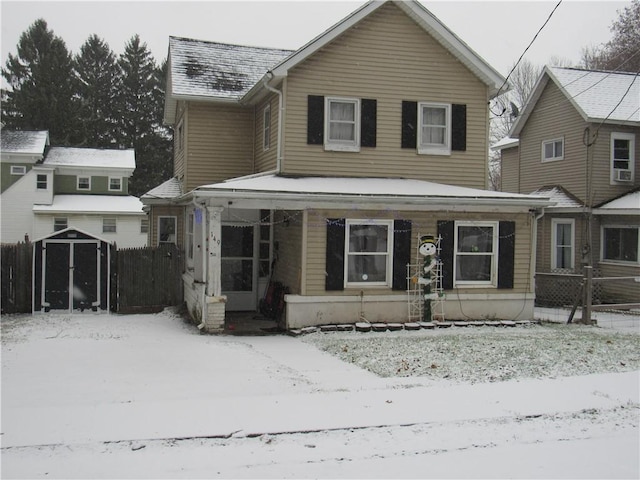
[531, 207, 545, 306]
[263, 73, 283, 173]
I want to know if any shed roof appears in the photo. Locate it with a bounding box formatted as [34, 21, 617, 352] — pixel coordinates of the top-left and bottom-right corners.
[0, 130, 49, 156]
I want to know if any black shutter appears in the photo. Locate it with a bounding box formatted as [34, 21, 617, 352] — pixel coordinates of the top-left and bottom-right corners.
[325, 218, 345, 291]
[401, 101, 417, 149]
[307, 95, 324, 145]
[361, 99, 377, 148]
[451, 104, 467, 151]
[437, 220, 455, 290]
[392, 220, 412, 290]
[497, 221, 515, 289]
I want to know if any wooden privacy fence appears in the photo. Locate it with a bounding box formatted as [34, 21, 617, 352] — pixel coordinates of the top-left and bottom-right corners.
[114, 243, 184, 313]
[1, 242, 33, 314]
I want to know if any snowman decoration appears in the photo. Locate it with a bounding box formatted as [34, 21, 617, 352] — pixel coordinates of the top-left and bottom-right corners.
[418, 235, 438, 321]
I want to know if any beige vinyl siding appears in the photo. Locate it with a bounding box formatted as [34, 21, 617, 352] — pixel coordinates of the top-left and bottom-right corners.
[281, 3, 489, 189]
[273, 210, 302, 294]
[500, 146, 520, 193]
[254, 93, 279, 173]
[184, 102, 253, 191]
[304, 209, 533, 297]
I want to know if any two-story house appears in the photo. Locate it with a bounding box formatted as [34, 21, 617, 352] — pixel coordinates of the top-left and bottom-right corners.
[143, 0, 550, 332]
[1, 130, 147, 248]
[496, 66, 639, 305]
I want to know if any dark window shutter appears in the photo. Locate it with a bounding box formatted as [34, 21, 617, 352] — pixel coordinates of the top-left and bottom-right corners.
[325, 218, 345, 291]
[307, 95, 324, 145]
[498, 221, 515, 289]
[392, 220, 412, 290]
[437, 220, 455, 290]
[452, 104, 467, 151]
[361, 99, 377, 148]
[401, 101, 417, 149]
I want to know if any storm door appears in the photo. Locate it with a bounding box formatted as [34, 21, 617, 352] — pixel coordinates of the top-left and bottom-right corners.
[221, 224, 257, 311]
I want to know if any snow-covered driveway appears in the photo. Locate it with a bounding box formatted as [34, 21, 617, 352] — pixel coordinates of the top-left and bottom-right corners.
[1, 309, 638, 479]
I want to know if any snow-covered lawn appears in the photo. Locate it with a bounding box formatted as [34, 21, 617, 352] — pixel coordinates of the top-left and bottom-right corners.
[1, 308, 638, 479]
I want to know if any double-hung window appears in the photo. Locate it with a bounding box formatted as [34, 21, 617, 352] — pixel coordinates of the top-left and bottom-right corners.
[36, 174, 47, 190]
[454, 222, 498, 286]
[345, 219, 392, 287]
[109, 177, 122, 191]
[551, 219, 574, 270]
[418, 103, 451, 155]
[77, 176, 91, 191]
[102, 218, 117, 233]
[53, 217, 68, 231]
[611, 132, 635, 183]
[325, 97, 360, 152]
[542, 138, 564, 162]
[158, 216, 177, 245]
[602, 226, 639, 263]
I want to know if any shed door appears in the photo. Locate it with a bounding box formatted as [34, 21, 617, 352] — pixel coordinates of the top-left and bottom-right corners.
[72, 242, 99, 310]
[44, 243, 70, 310]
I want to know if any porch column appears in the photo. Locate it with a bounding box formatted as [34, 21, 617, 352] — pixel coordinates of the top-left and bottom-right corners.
[204, 205, 225, 332]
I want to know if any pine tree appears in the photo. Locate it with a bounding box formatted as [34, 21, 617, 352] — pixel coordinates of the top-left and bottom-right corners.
[1, 19, 79, 144]
[75, 35, 119, 147]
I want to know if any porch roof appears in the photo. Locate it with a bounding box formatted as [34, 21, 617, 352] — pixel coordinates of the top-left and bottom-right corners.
[186, 174, 551, 211]
[593, 189, 640, 216]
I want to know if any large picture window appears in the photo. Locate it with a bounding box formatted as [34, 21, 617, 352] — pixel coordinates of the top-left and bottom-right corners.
[345, 219, 392, 287]
[551, 219, 574, 269]
[418, 102, 451, 155]
[158, 216, 177, 245]
[325, 97, 360, 152]
[602, 226, 639, 263]
[454, 222, 497, 286]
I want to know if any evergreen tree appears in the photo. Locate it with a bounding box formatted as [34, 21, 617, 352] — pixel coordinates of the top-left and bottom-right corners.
[75, 35, 119, 147]
[1, 19, 79, 144]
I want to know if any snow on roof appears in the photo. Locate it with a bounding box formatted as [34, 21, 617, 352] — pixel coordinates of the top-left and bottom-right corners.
[44, 147, 135, 170]
[491, 137, 519, 151]
[530, 186, 583, 209]
[169, 36, 293, 101]
[191, 174, 549, 207]
[142, 177, 183, 200]
[594, 190, 640, 215]
[0, 130, 49, 155]
[33, 195, 144, 215]
[549, 67, 640, 123]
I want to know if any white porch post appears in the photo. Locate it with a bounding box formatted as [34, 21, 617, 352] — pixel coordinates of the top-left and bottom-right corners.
[203, 205, 226, 332]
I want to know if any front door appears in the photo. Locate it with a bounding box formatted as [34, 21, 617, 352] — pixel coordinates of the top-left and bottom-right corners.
[221, 224, 257, 311]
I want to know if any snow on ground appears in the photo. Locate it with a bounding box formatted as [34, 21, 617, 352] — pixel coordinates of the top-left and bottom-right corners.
[1, 307, 639, 479]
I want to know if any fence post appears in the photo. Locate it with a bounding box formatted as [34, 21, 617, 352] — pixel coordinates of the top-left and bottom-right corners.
[583, 266, 593, 325]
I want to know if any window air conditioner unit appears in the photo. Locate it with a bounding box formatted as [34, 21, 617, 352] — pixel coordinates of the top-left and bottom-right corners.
[614, 169, 633, 182]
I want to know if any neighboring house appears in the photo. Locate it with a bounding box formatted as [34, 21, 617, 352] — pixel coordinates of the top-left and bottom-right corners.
[1, 130, 147, 248]
[143, 0, 550, 332]
[495, 66, 639, 305]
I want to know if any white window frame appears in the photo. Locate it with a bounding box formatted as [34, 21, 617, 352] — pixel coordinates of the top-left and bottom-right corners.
[325, 97, 360, 152]
[454, 221, 498, 287]
[109, 177, 122, 191]
[53, 217, 68, 231]
[601, 225, 639, 265]
[263, 103, 271, 151]
[36, 174, 47, 190]
[344, 219, 393, 288]
[551, 218, 575, 270]
[418, 102, 451, 155]
[77, 176, 91, 191]
[158, 216, 177, 245]
[10, 165, 26, 175]
[140, 218, 149, 234]
[102, 218, 117, 234]
[610, 132, 635, 184]
[541, 137, 564, 162]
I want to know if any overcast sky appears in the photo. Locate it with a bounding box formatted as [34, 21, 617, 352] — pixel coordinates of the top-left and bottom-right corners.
[0, 1, 631, 78]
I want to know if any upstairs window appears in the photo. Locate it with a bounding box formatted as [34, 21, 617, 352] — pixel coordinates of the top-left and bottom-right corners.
[602, 226, 638, 263]
[263, 104, 271, 151]
[102, 218, 117, 233]
[36, 174, 47, 190]
[109, 177, 122, 191]
[418, 103, 451, 155]
[326, 97, 360, 152]
[53, 217, 67, 231]
[542, 138, 564, 162]
[77, 176, 91, 190]
[11, 165, 26, 175]
[140, 218, 149, 234]
[611, 132, 635, 183]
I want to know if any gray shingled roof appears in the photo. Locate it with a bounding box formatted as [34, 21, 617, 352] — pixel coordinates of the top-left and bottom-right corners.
[1, 130, 49, 155]
[169, 36, 293, 101]
[44, 147, 135, 170]
[142, 177, 183, 200]
[530, 185, 583, 209]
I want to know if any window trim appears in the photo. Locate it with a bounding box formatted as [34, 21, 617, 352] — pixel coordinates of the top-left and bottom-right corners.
[551, 218, 575, 270]
[10, 165, 27, 175]
[77, 176, 91, 191]
[109, 177, 122, 191]
[600, 224, 639, 265]
[140, 218, 149, 234]
[102, 217, 117, 234]
[418, 102, 451, 155]
[610, 132, 635, 184]
[36, 174, 48, 190]
[541, 137, 564, 162]
[453, 221, 498, 287]
[263, 103, 271, 151]
[158, 216, 177, 245]
[53, 217, 68, 232]
[344, 218, 393, 288]
[325, 96, 361, 152]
